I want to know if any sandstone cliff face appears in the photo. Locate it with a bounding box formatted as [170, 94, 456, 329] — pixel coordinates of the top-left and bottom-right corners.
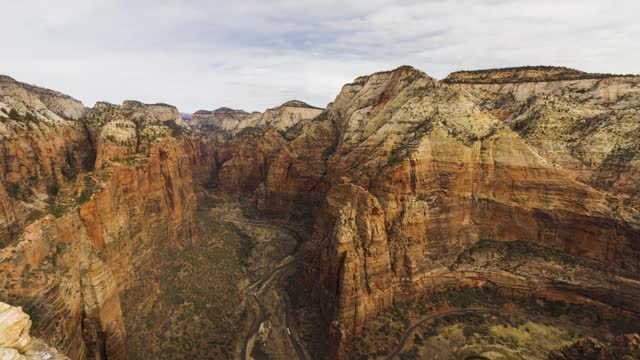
[190, 101, 323, 137]
[226, 66, 640, 356]
[0, 137, 198, 359]
[1, 66, 639, 360]
[198, 101, 324, 201]
[445, 68, 640, 209]
[0, 78, 93, 248]
[190, 107, 250, 133]
[0, 80, 201, 360]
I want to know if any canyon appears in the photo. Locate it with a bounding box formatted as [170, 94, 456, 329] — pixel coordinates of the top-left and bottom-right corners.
[0, 65, 638, 359]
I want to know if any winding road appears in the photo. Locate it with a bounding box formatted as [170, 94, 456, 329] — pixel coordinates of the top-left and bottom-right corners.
[220, 218, 308, 360]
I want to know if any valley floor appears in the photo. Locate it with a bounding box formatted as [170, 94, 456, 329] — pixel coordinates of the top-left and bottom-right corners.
[125, 191, 306, 359]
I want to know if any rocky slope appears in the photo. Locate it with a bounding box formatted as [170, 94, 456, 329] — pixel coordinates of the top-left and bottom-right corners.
[445, 67, 640, 209]
[548, 333, 640, 359]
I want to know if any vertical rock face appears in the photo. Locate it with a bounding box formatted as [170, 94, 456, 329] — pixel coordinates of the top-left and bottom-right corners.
[227, 66, 640, 356]
[0, 79, 202, 360]
[0, 77, 93, 247]
[195, 101, 324, 199]
[190, 101, 323, 137]
[190, 107, 250, 133]
[313, 181, 394, 336]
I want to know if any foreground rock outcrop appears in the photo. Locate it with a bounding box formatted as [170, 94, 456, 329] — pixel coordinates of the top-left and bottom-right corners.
[0, 301, 69, 360]
[0, 302, 32, 353]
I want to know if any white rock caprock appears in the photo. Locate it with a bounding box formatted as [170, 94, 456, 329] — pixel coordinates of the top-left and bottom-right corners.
[0, 302, 32, 354]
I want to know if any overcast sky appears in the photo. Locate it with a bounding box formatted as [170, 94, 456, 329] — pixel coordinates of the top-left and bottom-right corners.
[2, 0, 639, 112]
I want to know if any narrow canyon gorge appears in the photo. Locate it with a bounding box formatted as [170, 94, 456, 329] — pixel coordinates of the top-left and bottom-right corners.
[0, 66, 639, 360]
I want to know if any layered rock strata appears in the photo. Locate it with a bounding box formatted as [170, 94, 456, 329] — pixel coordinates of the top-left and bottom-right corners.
[1, 65, 639, 360]
[220, 66, 640, 357]
[0, 80, 202, 359]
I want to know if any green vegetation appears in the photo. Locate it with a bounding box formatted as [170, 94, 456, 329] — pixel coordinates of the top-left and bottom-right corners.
[61, 165, 79, 181]
[77, 188, 93, 204]
[8, 109, 20, 119]
[45, 203, 68, 218]
[443, 65, 639, 84]
[455, 240, 610, 273]
[5, 182, 33, 201]
[5, 109, 41, 126]
[26, 210, 44, 222]
[163, 120, 188, 137]
[46, 181, 59, 197]
[348, 285, 636, 360]
[77, 176, 97, 204]
[125, 206, 250, 360]
[386, 119, 434, 167]
[235, 125, 267, 139]
[6, 182, 20, 198]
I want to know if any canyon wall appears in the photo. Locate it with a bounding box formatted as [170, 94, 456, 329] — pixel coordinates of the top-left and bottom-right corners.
[228, 66, 640, 357]
[0, 78, 203, 359]
[1, 66, 638, 359]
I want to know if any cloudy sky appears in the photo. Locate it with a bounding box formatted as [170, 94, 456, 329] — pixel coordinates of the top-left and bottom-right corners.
[2, 0, 639, 112]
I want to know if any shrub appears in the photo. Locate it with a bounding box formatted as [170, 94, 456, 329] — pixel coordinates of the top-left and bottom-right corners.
[413, 333, 424, 345]
[46, 182, 59, 197]
[26, 210, 44, 222]
[6, 182, 20, 198]
[46, 204, 67, 218]
[8, 109, 20, 120]
[77, 188, 93, 204]
[24, 112, 37, 122]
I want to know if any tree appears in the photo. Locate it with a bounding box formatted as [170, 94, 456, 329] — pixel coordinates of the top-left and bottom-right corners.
[8, 108, 20, 119]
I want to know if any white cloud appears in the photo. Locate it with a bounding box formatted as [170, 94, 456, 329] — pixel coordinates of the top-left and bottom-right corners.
[1, 0, 638, 112]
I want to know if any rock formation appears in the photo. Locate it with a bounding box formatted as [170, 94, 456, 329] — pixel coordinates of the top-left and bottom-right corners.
[234, 65, 640, 357]
[0, 301, 69, 360]
[0, 65, 639, 359]
[0, 79, 205, 359]
[190, 101, 322, 136]
[445, 67, 640, 208]
[0, 301, 32, 353]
